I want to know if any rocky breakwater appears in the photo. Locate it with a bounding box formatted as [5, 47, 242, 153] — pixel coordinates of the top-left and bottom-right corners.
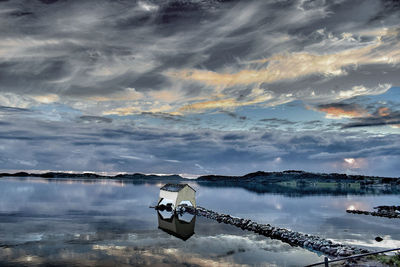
[347, 205, 400, 219]
[179, 206, 369, 257]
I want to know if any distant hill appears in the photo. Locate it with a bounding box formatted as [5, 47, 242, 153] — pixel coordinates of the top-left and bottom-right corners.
[195, 170, 400, 196]
[197, 170, 399, 183]
[1, 170, 399, 196]
[0, 170, 398, 183]
[0, 171, 185, 181]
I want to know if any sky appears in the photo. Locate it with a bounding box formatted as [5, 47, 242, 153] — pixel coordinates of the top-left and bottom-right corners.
[0, 0, 399, 177]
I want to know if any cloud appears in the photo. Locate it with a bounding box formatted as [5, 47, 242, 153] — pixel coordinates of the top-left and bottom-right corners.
[168, 35, 398, 87]
[0, 0, 399, 176]
[0, 110, 398, 176]
[334, 84, 392, 101]
[31, 94, 60, 104]
[140, 112, 183, 122]
[167, 27, 399, 111]
[102, 104, 181, 116]
[78, 116, 113, 124]
[342, 157, 367, 170]
[0, 0, 398, 116]
[342, 108, 400, 128]
[315, 103, 368, 119]
[260, 118, 296, 125]
[310, 95, 400, 130]
[178, 95, 272, 112]
[88, 88, 143, 102]
[0, 105, 30, 114]
[0, 92, 61, 109]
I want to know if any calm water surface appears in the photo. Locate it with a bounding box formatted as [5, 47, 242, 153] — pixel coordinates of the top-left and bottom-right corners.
[0, 177, 399, 266]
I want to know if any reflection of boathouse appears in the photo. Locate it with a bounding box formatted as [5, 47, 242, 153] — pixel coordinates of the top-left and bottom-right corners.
[157, 211, 196, 241]
[158, 184, 196, 210]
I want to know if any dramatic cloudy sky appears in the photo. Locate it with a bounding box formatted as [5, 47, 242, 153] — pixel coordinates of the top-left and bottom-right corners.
[0, 0, 399, 177]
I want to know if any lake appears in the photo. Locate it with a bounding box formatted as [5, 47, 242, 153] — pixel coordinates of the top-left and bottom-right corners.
[0, 177, 399, 266]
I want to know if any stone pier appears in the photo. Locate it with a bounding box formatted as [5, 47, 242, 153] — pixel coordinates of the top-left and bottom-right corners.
[347, 205, 400, 219]
[178, 205, 370, 257]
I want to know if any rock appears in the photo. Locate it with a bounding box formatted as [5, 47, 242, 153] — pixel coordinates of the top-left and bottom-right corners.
[375, 236, 383, 242]
[329, 248, 337, 255]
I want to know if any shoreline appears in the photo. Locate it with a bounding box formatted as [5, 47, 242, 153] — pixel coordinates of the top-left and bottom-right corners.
[1, 170, 399, 182]
[2, 171, 399, 196]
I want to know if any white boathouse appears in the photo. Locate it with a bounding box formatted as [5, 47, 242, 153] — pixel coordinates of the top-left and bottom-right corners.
[158, 184, 196, 210]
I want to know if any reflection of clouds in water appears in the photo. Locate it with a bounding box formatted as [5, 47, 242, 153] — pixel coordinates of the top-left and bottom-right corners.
[92, 244, 250, 267]
[330, 235, 400, 250]
[14, 185, 35, 193]
[196, 185, 400, 251]
[0, 178, 157, 216]
[91, 231, 322, 265]
[329, 197, 371, 211]
[178, 212, 194, 223]
[157, 210, 174, 220]
[0, 178, 399, 265]
[0, 232, 321, 266]
[2, 177, 127, 186]
[347, 205, 356, 211]
[317, 214, 400, 250]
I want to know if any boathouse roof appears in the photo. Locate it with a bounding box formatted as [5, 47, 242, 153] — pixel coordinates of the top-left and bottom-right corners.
[160, 183, 196, 192]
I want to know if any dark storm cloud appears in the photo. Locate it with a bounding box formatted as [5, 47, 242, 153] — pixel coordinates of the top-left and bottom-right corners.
[10, 11, 34, 17]
[304, 120, 323, 125]
[39, 0, 60, 4]
[342, 110, 400, 128]
[222, 133, 245, 141]
[0, 129, 63, 141]
[217, 110, 247, 121]
[0, 106, 30, 113]
[301, 120, 324, 129]
[140, 112, 183, 122]
[317, 103, 364, 112]
[261, 132, 273, 140]
[260, 118, 296, 125]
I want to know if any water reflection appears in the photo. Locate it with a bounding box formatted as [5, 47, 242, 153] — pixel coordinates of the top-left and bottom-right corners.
[0, 177, 399, 266]
[157, 211, 196, 241]
[197, 180, 400, 196]
[4, 176, 400, 196]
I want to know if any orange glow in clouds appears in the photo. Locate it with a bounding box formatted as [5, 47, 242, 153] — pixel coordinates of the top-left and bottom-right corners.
[378, 107, 390, 117]
[317, 106, 367, 119]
